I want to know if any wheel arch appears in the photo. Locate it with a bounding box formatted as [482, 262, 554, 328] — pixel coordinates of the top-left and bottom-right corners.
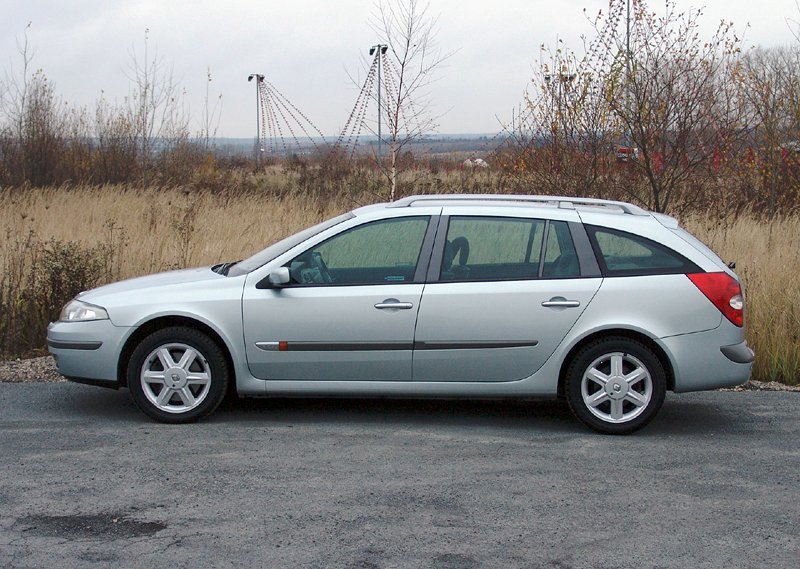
[556, 328, 675, 398]
[117, 315, 237, 397]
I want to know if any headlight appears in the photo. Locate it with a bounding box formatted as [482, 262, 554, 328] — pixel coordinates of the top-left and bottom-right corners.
[59, 299, 109, 322]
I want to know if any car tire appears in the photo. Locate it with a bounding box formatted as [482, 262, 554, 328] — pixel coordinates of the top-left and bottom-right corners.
[127, 326, 229, 423]
[565, 336, 666, 435]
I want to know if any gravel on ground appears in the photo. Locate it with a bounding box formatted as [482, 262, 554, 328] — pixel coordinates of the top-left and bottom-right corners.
[1, 355, 797, 390]
[0, 356, 64, 383]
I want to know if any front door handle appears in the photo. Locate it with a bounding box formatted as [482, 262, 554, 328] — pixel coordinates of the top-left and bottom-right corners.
[374, 298, 413, 310]
[542, 297, 581, 308]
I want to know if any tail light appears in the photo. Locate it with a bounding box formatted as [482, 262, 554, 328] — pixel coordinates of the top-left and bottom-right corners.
[687, 272, 744, 327]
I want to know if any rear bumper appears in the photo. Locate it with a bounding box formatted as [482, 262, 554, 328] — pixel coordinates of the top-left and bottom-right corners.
[661, 327, 753, 392]
[720, 341, 755, 364]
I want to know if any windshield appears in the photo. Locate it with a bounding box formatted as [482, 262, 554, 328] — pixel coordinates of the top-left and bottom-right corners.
[228, 212, 354, 277]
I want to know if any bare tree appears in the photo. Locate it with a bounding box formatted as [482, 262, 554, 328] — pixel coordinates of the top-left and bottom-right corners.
[588, 0, 745, 212]
[0, 23, 36, 184]
[199, 67, 223, 151]
[735, 46, 800, 217]
[125, 29, 189, 183]
[503, 0, 746, 213]
[94, 95, 139, 183]
[500, 41, 620, 199]
[0, 24, 74, 186]
[0, 23, 35, 141]
[369, 0, 451, 200]
[0, 25, 211, 187]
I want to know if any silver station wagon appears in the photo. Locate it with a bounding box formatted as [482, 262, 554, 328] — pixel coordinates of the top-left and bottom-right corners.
[47, 195, 753, 434]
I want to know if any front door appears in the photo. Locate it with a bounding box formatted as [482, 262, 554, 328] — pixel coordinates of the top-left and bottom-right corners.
[243, 215, 434, 381]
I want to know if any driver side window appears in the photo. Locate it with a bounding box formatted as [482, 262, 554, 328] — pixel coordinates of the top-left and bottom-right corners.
[287, 217, 430, 285]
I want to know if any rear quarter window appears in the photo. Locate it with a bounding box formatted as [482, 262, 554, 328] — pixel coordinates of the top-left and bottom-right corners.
[587, 225, 700, 276]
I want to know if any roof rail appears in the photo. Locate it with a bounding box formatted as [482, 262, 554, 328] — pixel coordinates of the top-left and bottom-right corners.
[388, 194, 649, 216]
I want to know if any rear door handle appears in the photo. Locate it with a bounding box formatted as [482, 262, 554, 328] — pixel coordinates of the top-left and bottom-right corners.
[374, 299, 413, 310]
[542, 298, 581, 308]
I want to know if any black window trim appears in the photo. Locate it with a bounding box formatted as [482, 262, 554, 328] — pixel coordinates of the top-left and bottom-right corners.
[585, 224, 701, 277]
[535, 220, 549, 278]
[414, 214, 442, 282]
[426, 215, 450, 282]
[569, 221, 602, 278]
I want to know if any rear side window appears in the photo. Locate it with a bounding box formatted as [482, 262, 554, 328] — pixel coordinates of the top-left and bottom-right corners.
[541, 221, 580, 278]
[439, 217, 580, 281]
[441, 216, 545, 281]
[587, 226, 700, 276]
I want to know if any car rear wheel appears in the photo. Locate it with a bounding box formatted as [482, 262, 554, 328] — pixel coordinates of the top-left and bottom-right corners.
[565, 337, 666, 435]
[127, 327, 229, 423]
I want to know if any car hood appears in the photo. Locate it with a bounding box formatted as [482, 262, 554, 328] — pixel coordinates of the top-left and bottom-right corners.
[76, 266, 246, 328]
[79, 267, 223, 300]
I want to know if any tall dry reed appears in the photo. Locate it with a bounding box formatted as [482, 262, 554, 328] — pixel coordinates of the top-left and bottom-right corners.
[1, 185, 797, 384]
[684, 214, 800, 384]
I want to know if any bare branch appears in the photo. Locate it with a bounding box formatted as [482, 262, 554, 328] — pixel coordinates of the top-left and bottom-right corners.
[367, 0, 454, 199]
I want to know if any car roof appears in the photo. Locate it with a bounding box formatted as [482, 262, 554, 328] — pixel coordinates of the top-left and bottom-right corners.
[353, 194, 649, 216]
[389, 194, 650, 214]
[351, 195, 685, 235]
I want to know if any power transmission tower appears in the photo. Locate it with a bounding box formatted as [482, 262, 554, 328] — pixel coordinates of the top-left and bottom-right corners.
[247, 73, 265, 159]
[369, 44, 388, 158]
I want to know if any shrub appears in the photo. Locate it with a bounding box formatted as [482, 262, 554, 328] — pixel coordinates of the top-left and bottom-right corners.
[0, 233, 110, 356]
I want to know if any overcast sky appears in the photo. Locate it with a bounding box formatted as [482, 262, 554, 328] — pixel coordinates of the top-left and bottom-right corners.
[2, 0, 798, 138]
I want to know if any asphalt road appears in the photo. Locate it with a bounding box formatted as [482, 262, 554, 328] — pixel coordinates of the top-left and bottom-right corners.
[0, 383, 797, 569]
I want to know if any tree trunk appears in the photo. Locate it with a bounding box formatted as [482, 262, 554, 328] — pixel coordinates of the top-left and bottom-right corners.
[390, 142, 398, 201]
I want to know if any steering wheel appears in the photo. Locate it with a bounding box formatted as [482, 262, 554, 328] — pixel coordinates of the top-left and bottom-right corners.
[309, 251, 334, 283]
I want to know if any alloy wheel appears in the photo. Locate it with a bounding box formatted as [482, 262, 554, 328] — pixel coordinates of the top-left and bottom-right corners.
[580, 352, 653, 424]
[139, 343, 212, 414]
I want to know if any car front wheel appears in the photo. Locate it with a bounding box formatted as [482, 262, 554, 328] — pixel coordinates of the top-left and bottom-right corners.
[127, 327, 229, 423]
[565, 337, 666, 435]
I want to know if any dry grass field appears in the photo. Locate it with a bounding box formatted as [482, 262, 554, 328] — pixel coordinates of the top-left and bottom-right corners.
[683, 214, 800, 384]
[1, 186, 353, 275]
[1, 185, 798, 384]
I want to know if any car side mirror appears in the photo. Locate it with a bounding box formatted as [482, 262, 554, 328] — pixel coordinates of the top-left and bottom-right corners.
[256, 267, 291, 289]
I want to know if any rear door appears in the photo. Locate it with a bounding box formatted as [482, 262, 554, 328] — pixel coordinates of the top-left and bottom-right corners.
[412, 209, 602, 382]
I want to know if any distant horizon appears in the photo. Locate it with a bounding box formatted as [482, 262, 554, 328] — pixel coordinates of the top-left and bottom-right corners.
[210, 133, 503, 142]
[203, 132, 506, 158]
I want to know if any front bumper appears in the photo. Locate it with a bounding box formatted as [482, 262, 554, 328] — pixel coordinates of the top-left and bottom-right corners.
[47, 320, 132, 387]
